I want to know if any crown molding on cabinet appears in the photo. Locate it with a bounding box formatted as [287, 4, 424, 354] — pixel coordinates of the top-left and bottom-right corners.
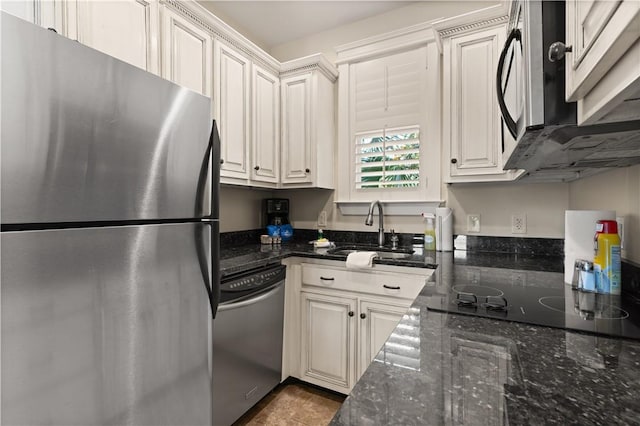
[432, 4, 509, 53]
[335, 21, 437, 64]
[280, 54, 338, 82]
[162, 0, 280, 73]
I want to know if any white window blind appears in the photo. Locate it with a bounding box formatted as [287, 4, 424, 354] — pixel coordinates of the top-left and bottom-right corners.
[353, 48, 425, 132]
[355, 127, 420, 189]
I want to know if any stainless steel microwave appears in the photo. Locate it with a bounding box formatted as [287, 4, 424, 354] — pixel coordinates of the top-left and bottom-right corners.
[497, 0, 640, 182]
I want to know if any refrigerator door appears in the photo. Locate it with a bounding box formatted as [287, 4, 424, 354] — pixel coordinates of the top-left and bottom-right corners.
[1, 13, 213, 224]
[1, 223, 213, 426]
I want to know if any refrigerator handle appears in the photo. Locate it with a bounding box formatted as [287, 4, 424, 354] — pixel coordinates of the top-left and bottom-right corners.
[195, 222, 219, 318]
[195, 121, 220, 219]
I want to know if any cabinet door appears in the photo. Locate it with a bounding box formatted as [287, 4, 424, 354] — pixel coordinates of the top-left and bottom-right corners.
[1, 1, 36, 23]
[214, 41, 251, 180]
[251, 64, 280, 184]
[281, 73, 312, 184]
[160, 6, 212, 99]
[358, 300, 408, 379]
[449, 26, 505, 177]
[300, 291, 356, 393]
[71, 0, 158, 73]
[565, 0, 640, 101]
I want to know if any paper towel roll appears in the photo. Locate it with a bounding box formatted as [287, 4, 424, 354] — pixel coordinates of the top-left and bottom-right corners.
[564, 210, 615, 283]
[435, 207, 453, 252]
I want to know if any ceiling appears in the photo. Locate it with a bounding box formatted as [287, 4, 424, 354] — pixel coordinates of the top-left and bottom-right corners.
[197, 1, 417, 49]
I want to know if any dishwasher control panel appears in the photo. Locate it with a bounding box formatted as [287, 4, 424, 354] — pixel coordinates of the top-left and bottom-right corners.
[221, 264, 286, 293]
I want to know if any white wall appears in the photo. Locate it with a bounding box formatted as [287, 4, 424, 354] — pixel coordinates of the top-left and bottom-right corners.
[280, 182, 569, 238]
[269, 1, 499, 63]
[569, 165, 640, 263]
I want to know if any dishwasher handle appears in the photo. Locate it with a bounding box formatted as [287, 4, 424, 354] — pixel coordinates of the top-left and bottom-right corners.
[217, 282, 283, 312]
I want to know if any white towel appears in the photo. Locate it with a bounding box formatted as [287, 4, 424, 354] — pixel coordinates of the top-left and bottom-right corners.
[346, 251, 377, 269]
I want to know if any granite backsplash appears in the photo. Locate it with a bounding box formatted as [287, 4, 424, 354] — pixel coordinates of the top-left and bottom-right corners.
[220, 228, 640, 299]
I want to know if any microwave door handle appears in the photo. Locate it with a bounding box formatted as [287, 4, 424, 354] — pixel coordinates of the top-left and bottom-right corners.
[496, 28, 521, 140]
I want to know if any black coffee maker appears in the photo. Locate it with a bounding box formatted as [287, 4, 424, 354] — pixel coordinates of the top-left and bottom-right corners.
[263, 198, 290, 227]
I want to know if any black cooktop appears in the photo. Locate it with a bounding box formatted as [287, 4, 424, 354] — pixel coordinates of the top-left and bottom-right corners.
[424, 264, 640, 340]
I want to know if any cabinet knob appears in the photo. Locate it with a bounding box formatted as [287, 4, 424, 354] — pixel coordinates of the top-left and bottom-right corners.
[360, 313, 366, 319]
[305, 168, 310, 173]
[254, 166, 260, 171]
[451, 158, 457, 164]
[548, 42, 573, 62]
[220, 159, 225, 165]
[348, 311, 354, 317]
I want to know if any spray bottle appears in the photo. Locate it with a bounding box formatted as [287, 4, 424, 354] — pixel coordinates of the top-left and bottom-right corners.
[422, 213, 436, 250]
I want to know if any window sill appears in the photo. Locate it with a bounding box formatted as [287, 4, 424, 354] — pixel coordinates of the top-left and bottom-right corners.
[335, 200, 443, 216]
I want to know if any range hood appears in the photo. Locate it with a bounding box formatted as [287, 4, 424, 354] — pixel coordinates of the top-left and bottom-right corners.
[504, 120, 640, 183]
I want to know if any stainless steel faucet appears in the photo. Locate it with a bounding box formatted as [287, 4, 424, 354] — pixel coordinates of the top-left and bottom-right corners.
[365, 200, 385, 247]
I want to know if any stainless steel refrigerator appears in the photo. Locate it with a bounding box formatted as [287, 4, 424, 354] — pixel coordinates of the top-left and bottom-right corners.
[1, 12, 220, 426]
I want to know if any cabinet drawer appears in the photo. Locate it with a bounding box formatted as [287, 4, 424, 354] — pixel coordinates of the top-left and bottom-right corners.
[301, 264, 428, 300]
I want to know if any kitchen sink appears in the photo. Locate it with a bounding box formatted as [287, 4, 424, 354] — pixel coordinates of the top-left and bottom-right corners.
[326, 245, 414, 260]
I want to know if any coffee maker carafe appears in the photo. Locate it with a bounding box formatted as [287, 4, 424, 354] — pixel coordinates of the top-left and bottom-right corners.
[263, 198, 290, 227]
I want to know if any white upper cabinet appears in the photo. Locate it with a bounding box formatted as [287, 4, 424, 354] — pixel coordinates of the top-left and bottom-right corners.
[1, 1, 36, 23]
[160, 4, 212, 98]
[564, 0, 640, 125]
[565, 0, 640, 102]
[0, 0, 59, 29]
[435, 7, 523, 183]
[214, 40, 251, 182]
[68, 0, 159, 74]
[252, 65, 280, 184]
[280, 73, 312, 185]
[280, 56, 337, 189]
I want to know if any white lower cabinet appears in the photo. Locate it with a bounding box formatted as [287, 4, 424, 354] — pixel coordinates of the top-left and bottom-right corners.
[358, 300, 408, 378]
[294, 261, 430, 394]
[300, 291, 356, 392]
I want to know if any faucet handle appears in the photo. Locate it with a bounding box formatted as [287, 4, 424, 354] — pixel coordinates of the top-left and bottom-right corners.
[390, 229, 399, 249]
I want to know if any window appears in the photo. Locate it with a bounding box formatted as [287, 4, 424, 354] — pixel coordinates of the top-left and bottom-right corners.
[355, 127, 420, 189]
[336, 33, 442, 206]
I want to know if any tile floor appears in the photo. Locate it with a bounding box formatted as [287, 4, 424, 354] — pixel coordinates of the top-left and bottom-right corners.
[233, 381, 345, 426]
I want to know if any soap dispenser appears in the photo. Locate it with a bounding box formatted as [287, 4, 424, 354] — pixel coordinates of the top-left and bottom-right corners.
[422, 213, 436, 250]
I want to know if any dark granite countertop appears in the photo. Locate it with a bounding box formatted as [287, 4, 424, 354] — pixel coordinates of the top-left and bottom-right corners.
[220, 243, 640, 424]
[220, 242, 563, 277]
[330, 252, 640, 425]
[220, 242, 440, 277]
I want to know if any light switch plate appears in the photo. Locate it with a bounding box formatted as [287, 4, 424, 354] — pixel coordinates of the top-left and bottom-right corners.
[318, 210, 327, 228]
[467, 214, 480, 233]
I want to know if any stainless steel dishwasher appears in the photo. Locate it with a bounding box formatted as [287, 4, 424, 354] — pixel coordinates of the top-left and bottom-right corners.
[212, 263, 286, 426]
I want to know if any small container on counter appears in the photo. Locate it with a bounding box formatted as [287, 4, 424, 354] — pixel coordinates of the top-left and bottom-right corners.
[594, 220, 621, 295]
[260, 235, 273, 245]
[572, 259, 596, 292]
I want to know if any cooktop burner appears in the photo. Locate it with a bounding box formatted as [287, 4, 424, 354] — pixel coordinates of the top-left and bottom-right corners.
[425, 265, 640, 340]
[539, 296, 630, 320]
[452, 285, 504, 298]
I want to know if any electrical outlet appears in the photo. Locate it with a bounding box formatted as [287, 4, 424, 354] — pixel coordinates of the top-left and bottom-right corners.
[511, 214, 526, 234]
[617, 216, 625, 250]
[318, 210, 327, 228]
[467, 214, 480, 233]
